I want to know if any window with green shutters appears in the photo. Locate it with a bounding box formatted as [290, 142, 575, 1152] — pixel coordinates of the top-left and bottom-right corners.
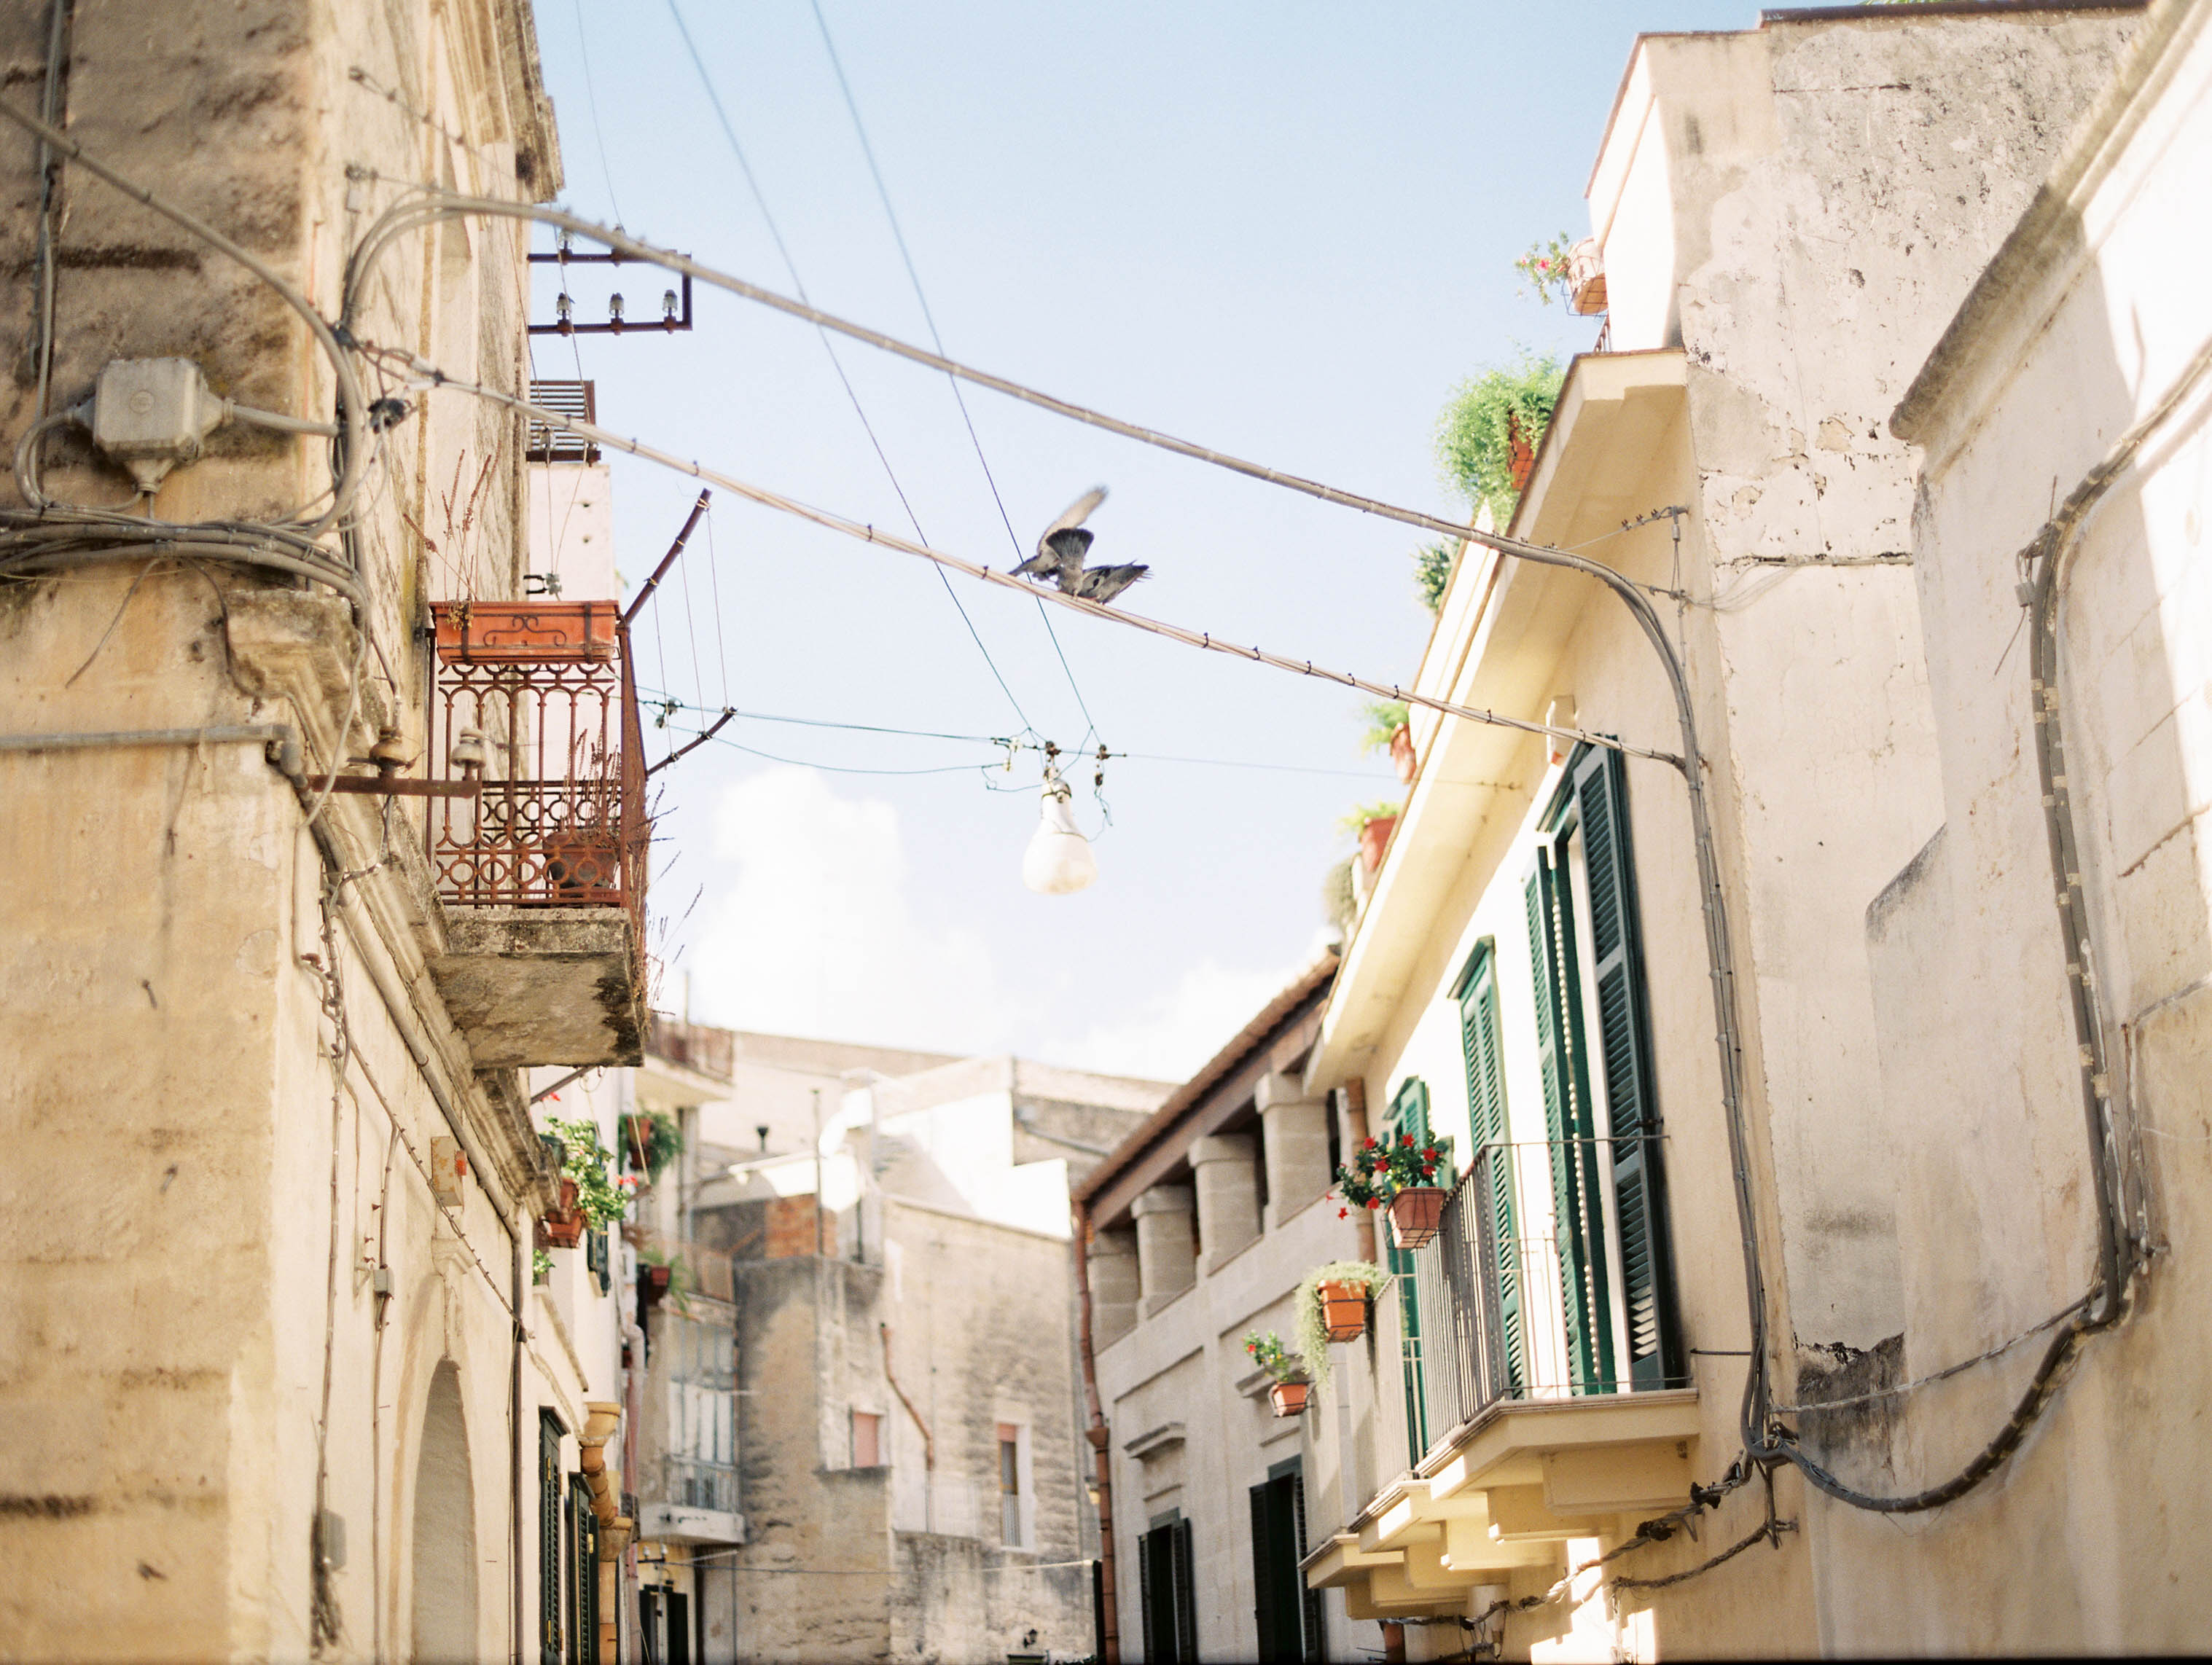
[1384, 1078, 1436, 1462]
[1526, 743, 1682, 1392]
[1451, 941, 1523, 1392]
[539, 1412, 564, 1665]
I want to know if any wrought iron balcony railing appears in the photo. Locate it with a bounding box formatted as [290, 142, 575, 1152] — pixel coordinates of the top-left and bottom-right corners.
[423, 600, 648, 942]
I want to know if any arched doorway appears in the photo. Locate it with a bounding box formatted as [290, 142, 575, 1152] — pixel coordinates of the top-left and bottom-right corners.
[410, 1360, 478, 1663]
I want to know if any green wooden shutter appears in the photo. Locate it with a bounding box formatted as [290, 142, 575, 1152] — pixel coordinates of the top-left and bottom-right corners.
[1454, 944, 1523, 1392]
[1524, 858, 1615, 1394]
[539, 1413, 564, 1665]
[1385, 1078, 1431, 1462]
[1570, 745, 1681, 1387]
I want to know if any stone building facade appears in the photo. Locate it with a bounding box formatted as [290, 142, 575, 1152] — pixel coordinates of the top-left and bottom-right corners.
[684, 1043, 1168, 1663]
[0, 2, 660, 1659]
[1278, 4, 2212, 1660]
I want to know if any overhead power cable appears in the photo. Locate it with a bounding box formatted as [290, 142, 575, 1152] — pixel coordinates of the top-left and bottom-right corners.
[660, 0, 1036, 734]
[808, 0, 1102, 743]
[375, 350, 1678, 765]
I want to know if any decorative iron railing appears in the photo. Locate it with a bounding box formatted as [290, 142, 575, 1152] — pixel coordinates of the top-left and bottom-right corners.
[646, 1013, 735, 1081]
[1412, 1145, 1519, 1447]
[423, 603, 648, 945]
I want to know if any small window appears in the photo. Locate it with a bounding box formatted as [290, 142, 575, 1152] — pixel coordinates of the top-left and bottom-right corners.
[851, 1410, 882, 1469]
[997, 1422, 1023, 1545]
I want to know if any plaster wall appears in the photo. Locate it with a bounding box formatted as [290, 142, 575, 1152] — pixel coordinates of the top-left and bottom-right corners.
[1826, 0, 2212, 1648]
[1595, 11, 2140, 1363]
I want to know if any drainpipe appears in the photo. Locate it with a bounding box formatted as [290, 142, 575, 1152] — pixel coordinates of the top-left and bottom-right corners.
[622, 1314, 647, 1665]
[1069, 1204, 1119, 1665]
[512, 1211, 527, 1665]
[878, 1322, 934, 1531]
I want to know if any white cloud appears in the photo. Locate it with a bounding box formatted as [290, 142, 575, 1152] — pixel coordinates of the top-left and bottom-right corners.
[681, 767, 1025, 1055]
[1050, 942, 1326, 1084]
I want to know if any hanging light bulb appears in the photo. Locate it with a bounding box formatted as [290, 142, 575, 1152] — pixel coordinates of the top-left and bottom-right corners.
[1023, 764, 1098, 895]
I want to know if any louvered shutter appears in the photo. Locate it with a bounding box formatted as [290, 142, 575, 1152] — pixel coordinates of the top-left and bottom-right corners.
[1524, 859, 1614, 1393]
[1173, 1519, 1199, 1661]
[539, 1414, 563, 1665]
[1251, 1485, 1278, 1661]
[1385, 1079, 1431, 1462]
[1571, 746, 1681, 1386]
[1138, 1527, 1156, 1661]
[1455, 946, 1523, 1392]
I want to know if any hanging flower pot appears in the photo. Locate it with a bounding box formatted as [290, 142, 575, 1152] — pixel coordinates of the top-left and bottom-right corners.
[538, 1178, 585, 1248]
[1316, 1279, 1369, 1343]
[1388, 724, 1416, 786]
[1387, 1186, 1448, 1250]
[1268, 1380, 1312, 1418]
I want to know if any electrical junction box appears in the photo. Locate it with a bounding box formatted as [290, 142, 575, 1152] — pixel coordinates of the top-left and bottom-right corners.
[89, 357, 224, 493]
[430, 1136, 469, 1208]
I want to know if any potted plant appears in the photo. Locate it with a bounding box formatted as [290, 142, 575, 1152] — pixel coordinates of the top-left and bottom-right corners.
[1291, 1261, 1390, 1385]
[1360, 700, 1417, 787]
[1512, 232, 1579, 308]
[543, 1116, 639, 1242]
[1243, 1331, 1310, 1417]
[1436, 353, 1566, 527]
[537, 1175, 586, 1248]
[1334, 1132, 1452, 1250]
[1339, 801, 1403, 891]
[621, 1108, 684, 1183]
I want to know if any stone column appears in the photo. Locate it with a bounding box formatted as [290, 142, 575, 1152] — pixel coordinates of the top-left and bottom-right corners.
[1190, 1134, 1262, 1271]
[1257, 1071, 1334, 1230]
[1132, 1185, 1195, 1315]
[1089, 1223, 1141, 1349]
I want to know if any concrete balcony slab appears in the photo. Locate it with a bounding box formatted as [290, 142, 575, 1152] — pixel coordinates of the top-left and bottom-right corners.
[429, 905, 645, 1067]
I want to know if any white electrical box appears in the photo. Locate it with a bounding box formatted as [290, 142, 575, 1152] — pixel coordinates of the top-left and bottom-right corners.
[89, 358, 224, 492]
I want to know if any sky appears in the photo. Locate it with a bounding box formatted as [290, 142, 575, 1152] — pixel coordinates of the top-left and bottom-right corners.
[528, 0, 1750, 1084]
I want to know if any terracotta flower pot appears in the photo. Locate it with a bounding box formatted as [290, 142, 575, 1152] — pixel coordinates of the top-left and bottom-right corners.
[1268, 1380, 1311, 1418]
[1507, 412, 1537, 493]
[1316, 1279, 1369, 1343]
[539, 1178, 585, 1248]
[431, 599, 617, 662]
[1567, 238, 1608, 316]
[1358, 814, 1399, 883]
[1387, 1186, 1448, 1250]
[1388, 724, 1416, 786]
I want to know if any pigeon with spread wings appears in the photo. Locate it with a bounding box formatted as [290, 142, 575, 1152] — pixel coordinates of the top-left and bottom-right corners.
[1012, 486, 1148, 606]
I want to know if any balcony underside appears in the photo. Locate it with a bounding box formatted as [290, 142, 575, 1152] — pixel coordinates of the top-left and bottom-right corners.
[1305, 1388, 1701, 1615]
[428, 905, 645, 1067]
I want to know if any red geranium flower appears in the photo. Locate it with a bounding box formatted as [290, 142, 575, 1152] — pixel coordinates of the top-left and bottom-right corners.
[1366, 1197, 1381, 1210]
[1338, 1207, 1350, 1219]
[1363, 1137, 1377, 1150]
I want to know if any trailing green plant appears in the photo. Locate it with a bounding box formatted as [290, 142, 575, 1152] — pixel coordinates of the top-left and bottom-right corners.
[1321, 856, 1356, 940]
[1437, 353, 1566, 525]
[531, 1248, 554, 1284]
[1359, 700, 1410, 755]
[1335, 799, 1403, 839]
[1332, 1130, 1447, 1210]
[622, 1108, 684, 1182]
[1412, 541, 1457, 613]
[1291, 1261, 1390, 1389]
[1242, 1329, 1300, 1384]
[1513, 232, 1579, 307]
[543, 1116, 636, 1229]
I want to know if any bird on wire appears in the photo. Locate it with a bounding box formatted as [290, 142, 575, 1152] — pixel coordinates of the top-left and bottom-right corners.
[1013, 485, 1148, 604]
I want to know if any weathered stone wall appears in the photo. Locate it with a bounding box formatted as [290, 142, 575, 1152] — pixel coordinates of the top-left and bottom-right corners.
[0, 1, 562, 1657]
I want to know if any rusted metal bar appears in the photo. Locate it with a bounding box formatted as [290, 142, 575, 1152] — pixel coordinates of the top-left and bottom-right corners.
[645, 708, 732, 777]
[621, 490, 712, 627]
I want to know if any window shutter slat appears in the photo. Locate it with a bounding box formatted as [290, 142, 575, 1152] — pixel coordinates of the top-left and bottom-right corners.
[1569, 745, 1681, 1388]
[1455, 947, 1523, 1395]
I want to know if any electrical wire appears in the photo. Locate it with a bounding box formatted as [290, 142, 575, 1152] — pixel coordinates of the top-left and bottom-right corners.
[375, 352, 1675, 767]
[807, 0, 1103, 745]
[660, 0, 1037, 734]
[567, 0, 627, 226]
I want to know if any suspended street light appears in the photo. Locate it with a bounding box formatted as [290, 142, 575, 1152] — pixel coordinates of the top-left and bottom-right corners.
[1022, 761, 1097, 896]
